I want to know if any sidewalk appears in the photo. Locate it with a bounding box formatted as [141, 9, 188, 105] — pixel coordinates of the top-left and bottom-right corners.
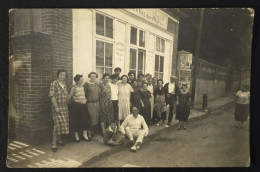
[6, 94, 235, 168]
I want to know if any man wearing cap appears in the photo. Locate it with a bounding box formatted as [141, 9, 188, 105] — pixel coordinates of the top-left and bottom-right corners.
[164, 76, 180, 127]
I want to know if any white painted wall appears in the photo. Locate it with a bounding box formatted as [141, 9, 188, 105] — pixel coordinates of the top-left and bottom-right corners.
[73, 9, 93, 82]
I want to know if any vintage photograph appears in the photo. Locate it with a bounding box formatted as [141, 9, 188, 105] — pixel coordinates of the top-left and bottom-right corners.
[8, 8, 253, 167]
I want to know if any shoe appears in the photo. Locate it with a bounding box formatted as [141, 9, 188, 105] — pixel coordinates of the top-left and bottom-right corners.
[74, 138, 80, 143]
[156, 123, 160, 126]
[57, 141, 65, 146]
[165, 124, 169, 128]
[51, 145, 57, 152]
[83, 136, 91, 142]
[136, 145, 140, 150]
[130, 146, 137, 152]
[183, 126, 187, 130]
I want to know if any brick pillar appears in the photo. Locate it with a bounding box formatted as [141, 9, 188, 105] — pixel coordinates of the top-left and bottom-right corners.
[9, 9, 73, 144]
[10, 32, 52, 144]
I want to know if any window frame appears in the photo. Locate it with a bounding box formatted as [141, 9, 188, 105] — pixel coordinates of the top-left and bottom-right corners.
[129, 25, 146, 77]
[95, 12, 115, 77]
[155, 36, 165, 53]
[130, 26, 146, 49]
[95, 12, 114, 40]
[154, 55, 164, 80]
[95, 39, 114, 76]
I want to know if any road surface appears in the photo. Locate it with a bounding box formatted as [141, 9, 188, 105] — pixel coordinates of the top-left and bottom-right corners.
[83, 106, 250, 167]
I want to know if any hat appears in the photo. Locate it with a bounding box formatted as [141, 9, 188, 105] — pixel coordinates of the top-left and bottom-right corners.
[170, 75, 177, 79]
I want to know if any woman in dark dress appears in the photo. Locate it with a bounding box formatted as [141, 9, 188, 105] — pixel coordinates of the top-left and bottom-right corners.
[176, 84, 191, 130]
[140, 82, 151, 125]
[130, 79, 144, 112]
[234, 85, 250, 129]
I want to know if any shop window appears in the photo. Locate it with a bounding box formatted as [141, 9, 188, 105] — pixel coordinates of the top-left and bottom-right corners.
[96, 13, 113, 39]
[130, 26, 145, 47]
[156, 36, 165, 53]
[96, 40, 113, 77]
[139, 30, 145, 47]
[129, 49, 145, 76]
[130, 27, 137, 45]
[154, 55, 164, 79]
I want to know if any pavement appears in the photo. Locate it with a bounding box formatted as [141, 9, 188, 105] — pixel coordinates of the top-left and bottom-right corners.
[6, 93, 235, 168]
[83, 106, 249, 167]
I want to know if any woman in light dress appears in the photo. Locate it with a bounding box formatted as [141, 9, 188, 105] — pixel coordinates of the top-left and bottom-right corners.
[118, 75, 134, 123]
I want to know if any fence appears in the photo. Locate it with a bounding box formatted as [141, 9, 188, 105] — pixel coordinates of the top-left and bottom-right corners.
[194, 59, 228, 105]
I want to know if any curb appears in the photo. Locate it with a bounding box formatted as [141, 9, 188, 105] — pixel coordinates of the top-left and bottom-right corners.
[80, 101, 235, 167]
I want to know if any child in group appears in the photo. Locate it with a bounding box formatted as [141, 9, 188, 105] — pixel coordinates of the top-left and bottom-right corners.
[103, 121, 125, 146]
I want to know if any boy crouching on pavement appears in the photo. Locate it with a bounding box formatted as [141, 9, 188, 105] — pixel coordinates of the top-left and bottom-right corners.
[103, 121, 125, 146]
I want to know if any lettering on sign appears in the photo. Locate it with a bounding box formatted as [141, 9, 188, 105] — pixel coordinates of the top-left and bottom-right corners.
[125, 9, 168, 30]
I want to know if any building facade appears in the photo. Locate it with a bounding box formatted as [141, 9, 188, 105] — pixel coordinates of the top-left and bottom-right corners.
[9, 9, 179, 143]
[73, 9, 179, 83]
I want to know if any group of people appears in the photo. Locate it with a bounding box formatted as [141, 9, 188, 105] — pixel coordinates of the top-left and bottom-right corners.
[48, 67, 192, 152]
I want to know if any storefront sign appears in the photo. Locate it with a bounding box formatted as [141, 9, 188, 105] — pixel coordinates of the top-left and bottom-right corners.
[125, 9, 168, 30]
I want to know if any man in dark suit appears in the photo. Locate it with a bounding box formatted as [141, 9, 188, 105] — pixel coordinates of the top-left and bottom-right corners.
[164, 76, 180, 127]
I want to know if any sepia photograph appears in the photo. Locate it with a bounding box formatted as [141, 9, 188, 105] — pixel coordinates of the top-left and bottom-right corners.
[7, 8, 253, 167]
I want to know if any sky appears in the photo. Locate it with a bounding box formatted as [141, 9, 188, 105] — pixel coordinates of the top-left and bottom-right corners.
[177, 8, 254, 70]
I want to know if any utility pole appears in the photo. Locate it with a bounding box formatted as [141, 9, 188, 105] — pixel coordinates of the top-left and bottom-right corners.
[191, 8, 205, 107]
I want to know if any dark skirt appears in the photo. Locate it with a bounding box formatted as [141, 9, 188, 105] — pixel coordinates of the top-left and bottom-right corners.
[176, 103, 190, 122]
[234, 103, 249, 122]
[69, 101, 91, 132]
[141, 100, 151, 124]
[111, 100, 119, 121]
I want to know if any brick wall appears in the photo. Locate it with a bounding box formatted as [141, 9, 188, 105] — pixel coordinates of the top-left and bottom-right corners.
[41, 9, 73, 87]
[10, 32, 52, 143]
[9, 9, 73, 144]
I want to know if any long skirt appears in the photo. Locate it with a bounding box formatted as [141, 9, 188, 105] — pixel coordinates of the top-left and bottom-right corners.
[154, 95, 166, 118]
[52, 105, 69, 135]
[111, 100, 119, 121]
[142, 100, 151, 124]
[70, 101, 91, 132]
[234, 103, 249, 122]
[176, 103, 190, 122]
[99, 99, 114, 123]
[87, 102, 100, 127]
[118, 98, 131, 120]
[150, 94, 154, 119]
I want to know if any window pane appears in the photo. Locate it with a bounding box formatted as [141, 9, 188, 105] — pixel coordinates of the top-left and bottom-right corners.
[161, 39, 165, 53]
[130, 49, 137, 69]
[105, 68, 112, 75]
[160, 56, 164, 72]
[96, 40, 104, 66]
[105, 42, 113, 67]
[156, 37, 160, 52]
[96, 13, 104, 36]
[105, 17, 113, 39]
[138, 50, 144, 71]
[159, 73, 163, 79]
[139, 30, 145, 47]
[130, 27, 137, 45]
[96, 67, 104, 79]
[155, 55, 159, 72]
